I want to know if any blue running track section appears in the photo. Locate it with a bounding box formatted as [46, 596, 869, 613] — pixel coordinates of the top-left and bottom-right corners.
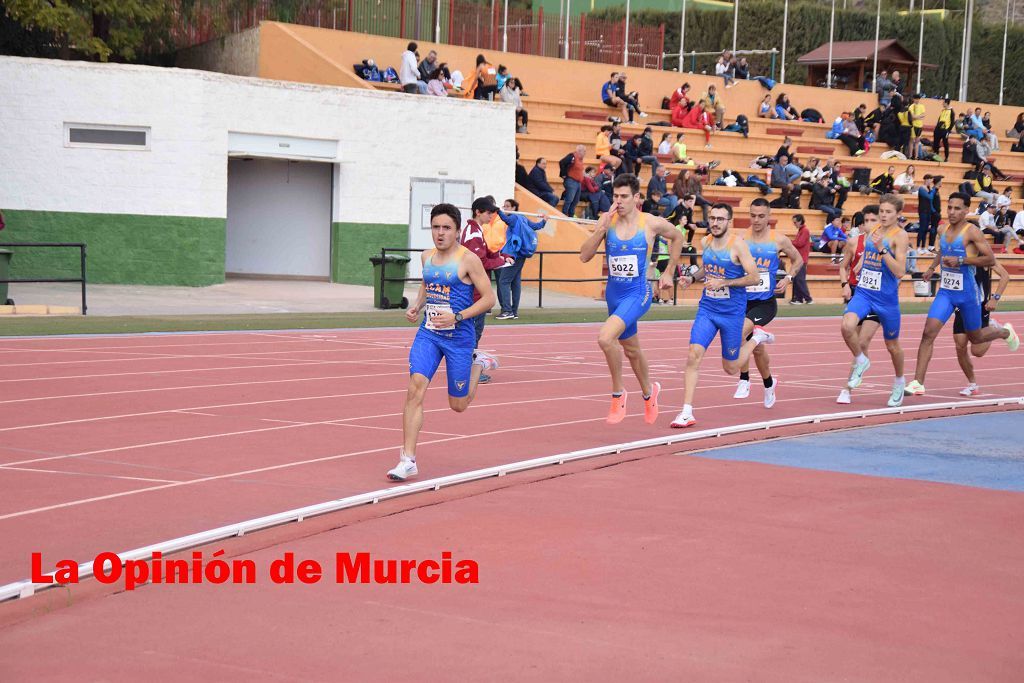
[694, 412, 1024, 492]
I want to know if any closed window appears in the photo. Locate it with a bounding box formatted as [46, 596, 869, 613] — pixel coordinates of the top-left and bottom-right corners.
[64, 123, 150, 150]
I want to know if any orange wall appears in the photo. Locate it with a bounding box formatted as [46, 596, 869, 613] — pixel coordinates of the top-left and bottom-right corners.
[257, 21, 1023, 133]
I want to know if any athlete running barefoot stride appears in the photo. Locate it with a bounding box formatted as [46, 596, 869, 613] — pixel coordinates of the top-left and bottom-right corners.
[904, 192, 1019, 396]
[733, 198, 803, 408]
[580, 173, 685, 425]
[387, 203, 499, 481]
[670, 203, 774, 428]
[839, 193, 910, 407]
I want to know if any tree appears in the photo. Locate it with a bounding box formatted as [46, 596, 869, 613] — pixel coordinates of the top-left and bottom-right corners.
[4, 0, 178, 61]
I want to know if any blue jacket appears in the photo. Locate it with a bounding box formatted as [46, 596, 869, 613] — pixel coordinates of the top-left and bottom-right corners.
[917, 186, 935, 220]
[497, 209, 546, 260]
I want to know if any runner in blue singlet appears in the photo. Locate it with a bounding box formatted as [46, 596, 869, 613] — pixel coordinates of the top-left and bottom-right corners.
[670, 203, 776, 429]
[840, 194, 910, 407]
[580, 173, 685, 426]
[732, 198, 803, 409]
[387, 203, 499, 482]
[905, 191, 1019, 396]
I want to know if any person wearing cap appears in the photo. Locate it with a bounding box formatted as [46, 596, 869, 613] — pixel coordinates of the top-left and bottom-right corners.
[460, 197, 510, 382]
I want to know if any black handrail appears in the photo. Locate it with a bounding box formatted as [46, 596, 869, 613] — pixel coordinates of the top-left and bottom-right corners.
[0, 243, 88, 315]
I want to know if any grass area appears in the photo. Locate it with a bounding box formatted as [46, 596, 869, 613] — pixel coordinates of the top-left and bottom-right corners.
[3, 300, 1023, 336]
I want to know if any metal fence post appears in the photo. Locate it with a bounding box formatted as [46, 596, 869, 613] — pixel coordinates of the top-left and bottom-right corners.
[80, 244, 88, 315]
[537, 252, 544, 308]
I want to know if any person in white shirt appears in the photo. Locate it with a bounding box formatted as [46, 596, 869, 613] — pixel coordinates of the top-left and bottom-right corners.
[894, 165, 916, 193]
[980, 203, 1021, 251]
[1012, 210, 1024, 251]
[399, 41, 424, 94]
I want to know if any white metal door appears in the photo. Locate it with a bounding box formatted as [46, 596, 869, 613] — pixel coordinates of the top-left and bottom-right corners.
[407, 178, 475, 279]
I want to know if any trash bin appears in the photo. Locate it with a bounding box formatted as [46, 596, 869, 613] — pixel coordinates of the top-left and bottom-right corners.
[0, 249, 12, 305]
[369, 253, 410, 309]
[911, 271, 936, 297]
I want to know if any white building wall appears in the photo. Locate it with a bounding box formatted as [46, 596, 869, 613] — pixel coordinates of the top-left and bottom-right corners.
[0, 57, 515, 223]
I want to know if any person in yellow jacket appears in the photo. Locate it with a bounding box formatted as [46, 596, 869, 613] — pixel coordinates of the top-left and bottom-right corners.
[595, 125, 622, 171]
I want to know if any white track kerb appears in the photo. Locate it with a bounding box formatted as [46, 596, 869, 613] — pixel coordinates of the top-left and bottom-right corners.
[3, 397, 1021, 602]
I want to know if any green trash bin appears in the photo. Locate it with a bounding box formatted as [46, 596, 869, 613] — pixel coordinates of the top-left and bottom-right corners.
[369, 253, 410, 309]
[0, 249, 12, 306]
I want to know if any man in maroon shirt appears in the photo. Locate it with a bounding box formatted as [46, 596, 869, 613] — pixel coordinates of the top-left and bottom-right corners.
[460, 197, 508, 382]
[789, 214, 812, 304]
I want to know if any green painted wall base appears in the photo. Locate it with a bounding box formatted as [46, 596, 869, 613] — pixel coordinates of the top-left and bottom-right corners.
[1, 210, 226, 286]
[332, 221, 407, 285]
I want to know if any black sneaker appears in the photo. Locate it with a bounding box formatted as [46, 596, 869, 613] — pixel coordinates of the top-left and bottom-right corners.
[495, 312, 515, 320]
[479, 373, 492, 384]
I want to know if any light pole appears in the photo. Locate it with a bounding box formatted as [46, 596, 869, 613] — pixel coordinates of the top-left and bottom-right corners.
[678, 0, 687, 73]
[826, 0, 836, 88]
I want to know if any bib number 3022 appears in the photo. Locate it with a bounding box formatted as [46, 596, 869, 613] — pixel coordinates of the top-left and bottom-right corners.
[608, 254, 639, 278]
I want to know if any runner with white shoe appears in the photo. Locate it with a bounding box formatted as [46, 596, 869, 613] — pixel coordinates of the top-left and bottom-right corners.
[835, 206, 882, 404]
[388, 203, 499, 481]
[732, 198, 803, 409]
[951, 252, 1014, 396]
[671, 203, 773, 428]
[905, 192, 1019, 398]
[839, 194, 909, 407]
[580, 173, 684, 425]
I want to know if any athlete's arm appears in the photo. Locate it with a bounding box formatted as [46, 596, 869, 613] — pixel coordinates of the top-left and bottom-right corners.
[879, 229, 909, 279]
[580, 211, 610, 263]
[920, 238, 942, 281]
[460, 252, 498, 319]
[838, 239, 855, 301]
[679, 237, 709, 289]
[709, 239, 759, 289]
[988, 259, 1011, 311]
[775, 233, 803, 293]
[647, 216, 685, 290]
[406, 253, 430, 323]
[963, 226, 997, 268]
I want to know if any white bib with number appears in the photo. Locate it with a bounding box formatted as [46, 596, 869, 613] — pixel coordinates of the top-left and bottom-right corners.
[940, 270, 963, 291]
[860, 269, 882, 291]
[425, 303, 455, 331]
[706, 286, 731, 299]
[746, 271, 771, 294]
[609, 254, 639, 278]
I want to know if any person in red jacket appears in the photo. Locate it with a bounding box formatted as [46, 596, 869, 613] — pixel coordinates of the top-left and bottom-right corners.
[460, 197, 509, 383]
[789, 214, 813, 304]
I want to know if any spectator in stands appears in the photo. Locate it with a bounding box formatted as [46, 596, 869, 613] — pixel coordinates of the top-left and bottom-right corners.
[774, 93, 796, 120]
[494, 198, 545, 320]
[669, 82, 691, 112]
[665, 193, 702, 245]
[657, 132, 672, 156]
[976, 143, 1009, 180]
[734, 57, 775, 89]
[757, 93, 773, 119]
[558, 144, 586, 217]
[649, 165, 676, 214]
[775, 136, 793, 161]
[770, 154, 802, 209]
[790, 214, 813, 304]
[1006, 112, 1024, 138]
[674, 167, 710, 222]
[894, 165, 916, 193]
[515, 147, 536, 193]
[418, 50, 438, 84]
[890, 70, 905, 96]
[499, 77, 528, 133]
[602, 72, 631, 123]
[671, 132, 691, 165]
[426, 66, 449, 97]
[715, 51, 736, 88]
[810, 176, 842, 222]
[837, 112, 867, 157]
[822, 158, 850, 210]
[471, 54, 499, 101]
[699, 84, 725, 128]
[933, 98, 954, 162]
[400, 42, 423, 94]
[818, 215, 848, 263]
[875, 70, 894, 107]
[582, 167, 610, 218]
[616, 72, 647, 120]
[895, 100, 914, 157]
[916, 174, 938, 249]
[1012, 130, 1024, 153]
[1012, 205, 1024, 249]
[861, 103, 882, 141]
[594, 125, 623, 172]
[529, 158, 558, 206]
[634, 126, 661, 173]
[870, 166, 896, 194]
[979, 203, 1020, 251]
[907, 93, 926, 159]
[961, 164, 998, 205]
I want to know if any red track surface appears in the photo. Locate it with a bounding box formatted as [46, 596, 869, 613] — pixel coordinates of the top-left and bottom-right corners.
[1, 315, 1023, 678]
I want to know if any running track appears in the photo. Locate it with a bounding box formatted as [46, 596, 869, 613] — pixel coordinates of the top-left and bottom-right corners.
[1, 314, 1022, 590]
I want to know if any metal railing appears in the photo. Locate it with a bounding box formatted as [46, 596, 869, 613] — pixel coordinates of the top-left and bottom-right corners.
[0, 242, 88, 315]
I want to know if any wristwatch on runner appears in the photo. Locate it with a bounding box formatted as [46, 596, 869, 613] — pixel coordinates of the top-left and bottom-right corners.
[455, 312, 464, 322]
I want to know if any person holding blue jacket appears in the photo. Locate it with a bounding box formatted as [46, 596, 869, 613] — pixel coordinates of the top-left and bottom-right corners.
[494, 199, 547, 320]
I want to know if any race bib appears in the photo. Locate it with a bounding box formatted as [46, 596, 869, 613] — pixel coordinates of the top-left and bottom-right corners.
[860, 269, 882, 291]
[746, 271, 771, 294]
[706, 286, 731, 299]
[940, 270, 963, 291]
[424, 303, 455, 331]
[608, 254, 639, 279]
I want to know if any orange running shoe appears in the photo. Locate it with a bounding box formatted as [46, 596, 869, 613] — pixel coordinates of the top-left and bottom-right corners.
[606, 391, 627, 424]
[643, 381, 660, 424]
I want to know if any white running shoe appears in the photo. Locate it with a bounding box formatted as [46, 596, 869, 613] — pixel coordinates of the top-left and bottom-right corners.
[960, 383, 980, 396]
[764, 378, 778, 409]
[473, 350, 500, 371]
[751, 326, 775, 345]
[733, 379, 751, 399]
[386, 456, 418, 481]
[848, 357, 871, 389]
[1004, 323, 1020, 352]
[836, 388, 852, 404]
[887, 380, 905, 407]
[670, 410, 696, 428]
